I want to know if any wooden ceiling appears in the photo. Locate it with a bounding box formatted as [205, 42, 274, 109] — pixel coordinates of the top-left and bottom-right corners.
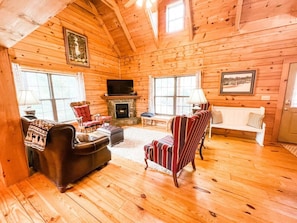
[87, 0, 158, 56]
[0, 0, 75, 48]
[1, 0, 297, 57]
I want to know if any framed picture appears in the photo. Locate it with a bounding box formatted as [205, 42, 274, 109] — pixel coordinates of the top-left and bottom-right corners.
[63, 28, 89, 67]
[220, 70, 256, 95]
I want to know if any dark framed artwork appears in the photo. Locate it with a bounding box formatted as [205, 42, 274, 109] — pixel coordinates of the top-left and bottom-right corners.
[220, 70, 256, 95]
[63, 28, 89, 67]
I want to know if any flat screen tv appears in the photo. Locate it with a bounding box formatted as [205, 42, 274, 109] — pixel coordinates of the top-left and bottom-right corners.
[107, 79, 134, 96]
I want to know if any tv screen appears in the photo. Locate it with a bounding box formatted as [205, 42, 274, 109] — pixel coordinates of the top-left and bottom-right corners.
[107, 79, 134, 95]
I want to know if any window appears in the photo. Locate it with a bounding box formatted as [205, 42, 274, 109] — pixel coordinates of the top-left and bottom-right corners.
[166, 0, 185, 33]
[154, 76, 196, 115]
[292, 72, 297, 107]
[147, 7, 158, 38]
[14, 67, 85, 122]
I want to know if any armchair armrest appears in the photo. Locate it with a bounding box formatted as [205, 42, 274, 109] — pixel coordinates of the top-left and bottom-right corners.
[152, 135, 174, 152]
[92, 113, 101, 120]
[76, 116, 83, 125]
[74, 135, 109, 155]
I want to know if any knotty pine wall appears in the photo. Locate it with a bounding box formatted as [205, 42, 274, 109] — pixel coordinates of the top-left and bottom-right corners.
[120, 0, 297, 144]
[8, 0, 120, 116]
[1, 0, 119, 185]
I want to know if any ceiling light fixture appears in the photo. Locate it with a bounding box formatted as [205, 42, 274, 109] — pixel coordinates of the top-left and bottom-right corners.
[126, 0, 156, 8]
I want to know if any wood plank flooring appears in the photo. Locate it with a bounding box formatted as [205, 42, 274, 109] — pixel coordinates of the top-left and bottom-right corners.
[0, 128, 296, 222]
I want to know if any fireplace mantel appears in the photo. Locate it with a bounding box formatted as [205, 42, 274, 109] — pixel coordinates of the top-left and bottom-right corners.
[100, 95, 140, 100]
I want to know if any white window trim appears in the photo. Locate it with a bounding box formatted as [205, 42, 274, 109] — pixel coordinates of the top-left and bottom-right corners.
[166, 0, 185, 33]
[147, 7, 158, 38]
[150, 74, 199, 115]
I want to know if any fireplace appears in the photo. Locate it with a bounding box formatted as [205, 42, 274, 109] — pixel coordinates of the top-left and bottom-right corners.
[102, 95, 140, 125]
[115, 103, 129, 118]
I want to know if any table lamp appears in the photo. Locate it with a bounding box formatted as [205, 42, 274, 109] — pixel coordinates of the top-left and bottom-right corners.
[17, 90, 40, 115]
[188, 88, 207, 113]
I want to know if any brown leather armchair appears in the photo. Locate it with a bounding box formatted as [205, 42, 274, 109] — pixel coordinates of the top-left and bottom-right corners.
[21, 116, 111, 192]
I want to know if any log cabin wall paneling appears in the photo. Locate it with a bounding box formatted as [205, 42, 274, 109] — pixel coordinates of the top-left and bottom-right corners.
[0, 47, 29, 186]
[120, 0, 297, 144]
[8, 0, 120, 117]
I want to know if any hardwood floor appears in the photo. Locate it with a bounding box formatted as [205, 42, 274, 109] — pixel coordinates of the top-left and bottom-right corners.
[0, 128, 296, 222]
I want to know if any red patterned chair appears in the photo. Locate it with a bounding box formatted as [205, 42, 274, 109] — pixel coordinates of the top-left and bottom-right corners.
[144, 110, 211, 187]
[70, 101, 112, 132]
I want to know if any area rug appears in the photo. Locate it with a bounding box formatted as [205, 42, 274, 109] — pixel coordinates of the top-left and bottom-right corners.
[108, 126, 171, 173]
[281, 143, 297, 157]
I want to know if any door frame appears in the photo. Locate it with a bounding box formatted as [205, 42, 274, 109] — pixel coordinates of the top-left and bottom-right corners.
[272, 57, 297, 142]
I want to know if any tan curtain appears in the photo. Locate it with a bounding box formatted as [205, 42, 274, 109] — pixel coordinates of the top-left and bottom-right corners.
[148, 75, 154, 113]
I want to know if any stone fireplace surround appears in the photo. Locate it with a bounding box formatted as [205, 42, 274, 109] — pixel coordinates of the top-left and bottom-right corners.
[101, 95, 140, 126]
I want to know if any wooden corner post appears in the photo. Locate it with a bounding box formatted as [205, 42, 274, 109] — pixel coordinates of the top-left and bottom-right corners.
[0, 47, 29, 186]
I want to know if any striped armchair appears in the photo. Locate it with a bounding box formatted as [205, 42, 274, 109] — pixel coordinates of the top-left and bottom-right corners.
[195, 102, 210, 160]
[144, 110, 211, 187]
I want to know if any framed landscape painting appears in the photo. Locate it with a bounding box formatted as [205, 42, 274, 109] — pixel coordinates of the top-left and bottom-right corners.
[220, 70, 256, 95]
[63, 28, 90, 67]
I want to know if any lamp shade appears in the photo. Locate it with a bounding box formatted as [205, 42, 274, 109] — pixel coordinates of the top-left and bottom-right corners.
[188, 88, 207, 105]
[17, 90, 40, 106]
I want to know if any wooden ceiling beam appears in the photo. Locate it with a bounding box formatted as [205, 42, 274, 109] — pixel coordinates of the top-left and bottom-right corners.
[185, 0, 193, 41]
[124, 0, 137, 8]
[87, 0, 121, 57]
[235, 0, 244, 31]
[101, 0, 137, 52]
[0, 0, 75, 48]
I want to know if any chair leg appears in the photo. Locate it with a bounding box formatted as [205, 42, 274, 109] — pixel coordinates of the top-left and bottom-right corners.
[173, 172, 179, 187]
[191, 159, 196, 170]
[144, 158, 148, 170]
[58, 186, 67, 193]
[199, 132, 206, 160]
[199, 142, 204, 160]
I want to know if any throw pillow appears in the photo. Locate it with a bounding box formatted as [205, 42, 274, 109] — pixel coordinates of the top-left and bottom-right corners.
[211, 110, 223, 124]
[76, 133, 99, 143]
[247, 112, 264, 129]
[76, 133, 91, 142]
[141, 112, 155, 117]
